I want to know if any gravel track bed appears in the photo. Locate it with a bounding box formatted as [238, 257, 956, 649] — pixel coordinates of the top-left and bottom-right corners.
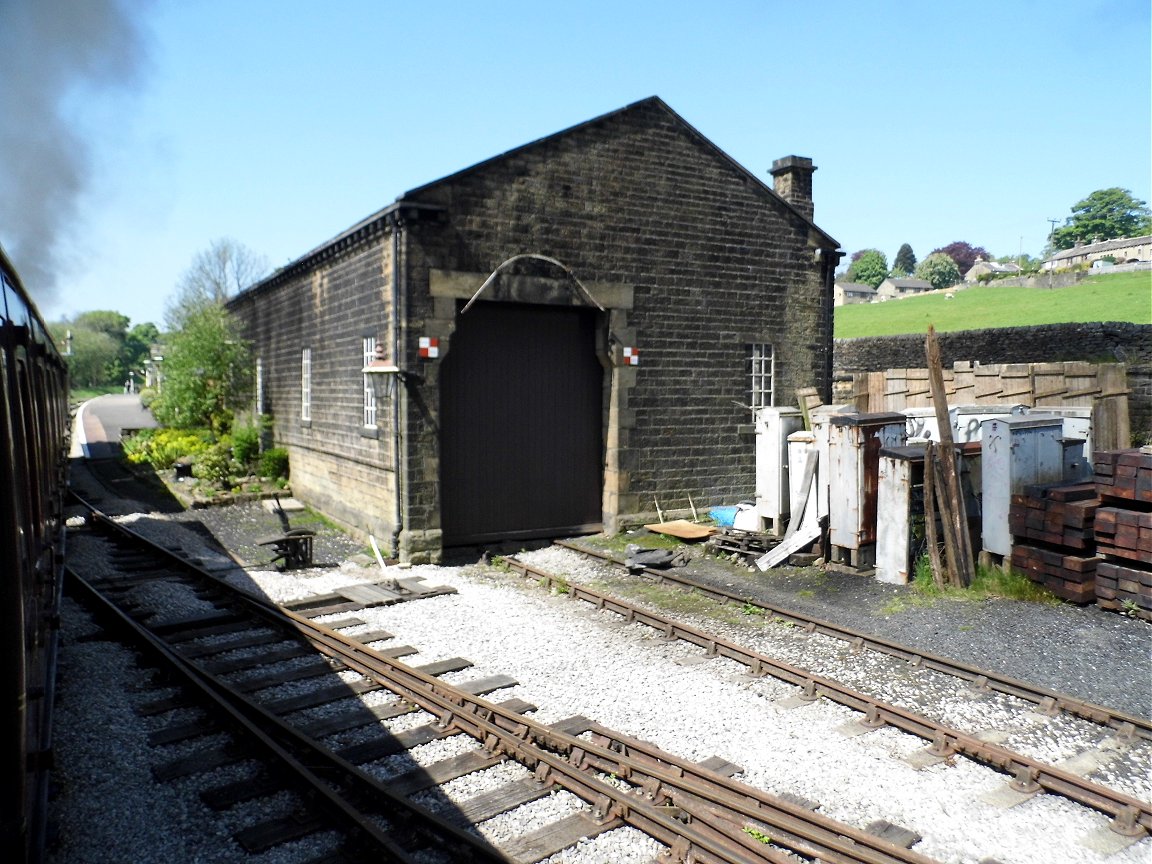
[50, 491, 1152, 864]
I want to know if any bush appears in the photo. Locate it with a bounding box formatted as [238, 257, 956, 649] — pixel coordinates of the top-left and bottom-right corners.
[259, 447, 290, 480]
[192, 442, 236, 487]
[122, 428, 211, 469]
[232, 424, 260, 469]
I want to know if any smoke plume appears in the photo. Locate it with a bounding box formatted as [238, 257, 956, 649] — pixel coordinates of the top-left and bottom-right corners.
[0, 0, 151, 306]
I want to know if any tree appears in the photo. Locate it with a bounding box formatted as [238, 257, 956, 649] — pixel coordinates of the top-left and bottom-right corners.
[931, 241, 989, 277]
[150, 304, 251, 434]
[121, 322, 161, 386]
[892, 243, 917, 276]
[997, 253, 1042, 273]
[49, 324, 119, 388]
[165, 238, 269, 330]
[1050, 188, 1152, 250]
[49, 309, 159, 389]
[915, 252, 961, 291]
[73, 310, 130, 339]
[844, 248, 889, 288]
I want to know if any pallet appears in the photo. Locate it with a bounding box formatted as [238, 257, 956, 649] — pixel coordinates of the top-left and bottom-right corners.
[707, 529, 777, 562]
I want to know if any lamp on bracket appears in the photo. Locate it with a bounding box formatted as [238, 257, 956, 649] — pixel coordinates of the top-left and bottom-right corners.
[362, 341, 400, 375]
[362, 341, 406, 398]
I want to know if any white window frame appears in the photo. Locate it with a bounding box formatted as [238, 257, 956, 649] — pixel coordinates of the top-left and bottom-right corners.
[362, 337, 377, 427]
[301, 348, 312, 422]
[750, 343, 775, 411]
[255, 356, 264, 415]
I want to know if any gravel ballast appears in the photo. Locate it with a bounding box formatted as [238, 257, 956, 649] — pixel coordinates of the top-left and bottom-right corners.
[48, 481, 1152, 864]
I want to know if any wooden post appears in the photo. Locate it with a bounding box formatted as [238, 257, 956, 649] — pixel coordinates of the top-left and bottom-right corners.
[925, 326, 975, 587]
[931, 447, 964, 587]
[923, 442, 945, 587]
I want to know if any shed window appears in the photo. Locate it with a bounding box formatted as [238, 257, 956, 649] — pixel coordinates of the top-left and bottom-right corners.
[750, 343, 775, 410]
[255, 357, 264, 415]
[301, 348, 312, 422]
[362, 338, 377, 427]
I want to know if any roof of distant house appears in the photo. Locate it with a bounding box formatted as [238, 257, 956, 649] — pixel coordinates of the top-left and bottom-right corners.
[1045, 234, 1152, 263]
[966, 259, 1021, 275]
[836, 281, 876, 294]
[881, 277, 932, 289]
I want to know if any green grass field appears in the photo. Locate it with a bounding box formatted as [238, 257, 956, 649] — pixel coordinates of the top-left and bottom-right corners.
[834, 270, 1151, 339]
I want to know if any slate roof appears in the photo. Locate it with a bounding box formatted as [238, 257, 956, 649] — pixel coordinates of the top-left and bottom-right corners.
[1045, 234, 1152, 263]
[882, 277, 932, 291]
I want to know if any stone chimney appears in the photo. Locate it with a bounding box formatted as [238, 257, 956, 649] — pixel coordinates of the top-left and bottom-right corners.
[770, 156, 816, 221]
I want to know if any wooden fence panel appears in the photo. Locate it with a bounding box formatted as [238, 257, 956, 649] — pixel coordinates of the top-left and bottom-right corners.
[847, 362, 1130, 451]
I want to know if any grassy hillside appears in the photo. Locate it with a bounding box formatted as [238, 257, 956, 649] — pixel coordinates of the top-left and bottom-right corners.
[834, 270, 1151, 339]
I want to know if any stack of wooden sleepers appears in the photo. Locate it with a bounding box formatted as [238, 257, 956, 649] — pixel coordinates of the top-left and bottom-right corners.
[1009, 481, 1100, 604]
[1092, 448, 1152, 621]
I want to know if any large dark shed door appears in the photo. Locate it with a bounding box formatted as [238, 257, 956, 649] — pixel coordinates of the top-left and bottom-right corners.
[440, 302, 603, 546]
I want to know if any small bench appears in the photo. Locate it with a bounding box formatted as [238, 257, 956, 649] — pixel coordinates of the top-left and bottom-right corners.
[257, 528, 315, 570]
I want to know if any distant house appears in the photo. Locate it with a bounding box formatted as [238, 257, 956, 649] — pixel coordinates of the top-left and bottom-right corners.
[875, 277, 933, 301]
[833, 282, 877, 306]
[964, 258, 1021, 283]
[1042, 234, 1152, 271]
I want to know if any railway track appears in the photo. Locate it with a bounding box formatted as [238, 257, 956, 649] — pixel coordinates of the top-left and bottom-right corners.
[61, 495, 945, 863]
[557, 540, 1152, 743]
[497, 542, 1152, 845]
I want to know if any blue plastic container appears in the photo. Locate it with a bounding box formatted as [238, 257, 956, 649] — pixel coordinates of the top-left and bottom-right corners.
[711, 506, 739, 527]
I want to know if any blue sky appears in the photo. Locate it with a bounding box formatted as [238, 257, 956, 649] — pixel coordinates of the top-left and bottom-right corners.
[3, 0, 1149, 329]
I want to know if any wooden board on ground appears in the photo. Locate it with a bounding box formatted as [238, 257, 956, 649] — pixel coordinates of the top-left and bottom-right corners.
[644, 519, 717, 541]
[756, 521, 822, 570]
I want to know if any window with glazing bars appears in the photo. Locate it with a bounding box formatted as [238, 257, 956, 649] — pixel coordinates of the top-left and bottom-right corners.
[301, 348, 312, 422]
[255, 357, 264, 415]
[750, 343, 775, 410]
[362, 338, 377, 427]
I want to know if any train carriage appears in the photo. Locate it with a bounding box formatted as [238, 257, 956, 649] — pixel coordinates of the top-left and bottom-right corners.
[0, 244, 70, 864]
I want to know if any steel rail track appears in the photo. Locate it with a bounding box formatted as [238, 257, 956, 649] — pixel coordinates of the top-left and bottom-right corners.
[64, 566, 508, 864]
[558, 539, 1152, 741]
[519, 546, 1152, 839]
[67, 493, 939, 863]
[286, 599, 938, 864]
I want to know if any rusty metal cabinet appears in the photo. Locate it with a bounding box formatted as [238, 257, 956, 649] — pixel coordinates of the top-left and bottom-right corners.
[828, 412, 908, 568]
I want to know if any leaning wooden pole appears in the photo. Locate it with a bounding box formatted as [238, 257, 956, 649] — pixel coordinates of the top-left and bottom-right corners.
[922, 441, 946, 587]
[925, 326, 975, 587]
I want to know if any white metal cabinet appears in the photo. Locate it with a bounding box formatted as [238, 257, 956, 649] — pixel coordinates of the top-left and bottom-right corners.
[875, 445, 926, 584]
[980, 415, 1065, 556]
[754, 406, 804, 536]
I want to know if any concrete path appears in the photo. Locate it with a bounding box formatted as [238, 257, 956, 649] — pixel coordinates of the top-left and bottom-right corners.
[71, 394, 159, 460]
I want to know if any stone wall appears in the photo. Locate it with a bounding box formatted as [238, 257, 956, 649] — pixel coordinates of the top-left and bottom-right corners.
[400, 98, 837, 535]
[833, 322, 1152, 444]
[977, 262, 1149, 289]
[229, 98, 840, 560]
[228, 222, 401, 547]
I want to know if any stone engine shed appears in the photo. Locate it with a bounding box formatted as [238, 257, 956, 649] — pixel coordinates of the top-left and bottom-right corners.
[227, 96, 841, 563]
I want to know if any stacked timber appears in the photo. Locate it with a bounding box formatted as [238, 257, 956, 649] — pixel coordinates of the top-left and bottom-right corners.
[1009, 482, 1100, 604]
[1092, 448, 1152, 622]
